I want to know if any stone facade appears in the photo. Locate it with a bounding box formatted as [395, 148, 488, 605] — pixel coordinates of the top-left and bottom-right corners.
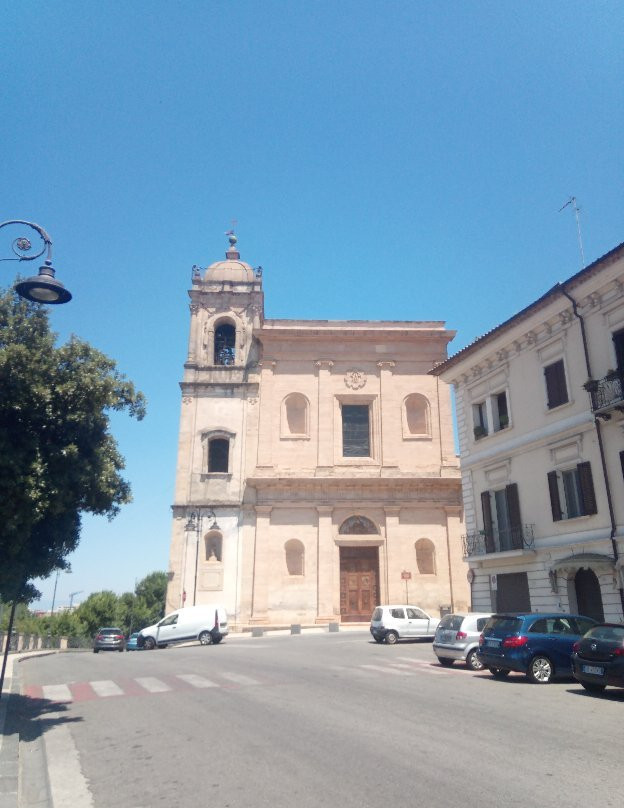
[432, 242, 624, 623]
[166, 235, 469, 627]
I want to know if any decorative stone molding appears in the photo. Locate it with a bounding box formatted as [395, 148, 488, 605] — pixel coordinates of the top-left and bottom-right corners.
[344, 368, 367, 389]
[313, 359, 334, 369]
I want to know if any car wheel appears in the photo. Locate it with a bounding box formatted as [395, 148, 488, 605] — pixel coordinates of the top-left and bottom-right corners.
[580, 681, 606, 694]
[199, 630, 213, 645]
[438, 658, 454, 667]
[385, 631, 399, 645]
[489, 667, 510, 679]
[466, 649, 485, 671]
[143, 637, 156, 651]
[528, 655, 553, 684]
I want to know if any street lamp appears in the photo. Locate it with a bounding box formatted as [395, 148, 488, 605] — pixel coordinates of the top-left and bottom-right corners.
[185, 509, 220, 607]
[1, 219, 72, 304]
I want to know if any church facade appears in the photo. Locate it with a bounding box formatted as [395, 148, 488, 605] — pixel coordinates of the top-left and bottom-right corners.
[165, 235, 469, 627]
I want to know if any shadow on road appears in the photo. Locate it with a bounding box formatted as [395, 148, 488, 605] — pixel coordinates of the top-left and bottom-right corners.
[565, 685, 624, 702]
[2, 693, 83, 742]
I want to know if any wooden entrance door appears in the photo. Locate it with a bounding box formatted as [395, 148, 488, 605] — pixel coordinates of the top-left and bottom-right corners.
[340, 546, 379, 622]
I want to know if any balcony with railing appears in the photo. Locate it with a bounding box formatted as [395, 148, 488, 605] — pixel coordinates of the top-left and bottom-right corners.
[586, 372, 624, 419]
[462, 524, 535, 557]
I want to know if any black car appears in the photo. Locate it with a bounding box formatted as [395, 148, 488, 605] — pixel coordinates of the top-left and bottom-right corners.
[572, 623, 624, 694]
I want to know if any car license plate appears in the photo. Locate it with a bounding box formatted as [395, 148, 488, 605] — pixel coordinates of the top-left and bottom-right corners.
[486, 639, 501, 647]
[582, 665, 604, 676]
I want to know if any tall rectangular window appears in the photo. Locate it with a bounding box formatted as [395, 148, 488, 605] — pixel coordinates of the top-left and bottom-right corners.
[544, 360, 569, 409]
[342, 404, 371, 457]
[547, 462, 597, 521]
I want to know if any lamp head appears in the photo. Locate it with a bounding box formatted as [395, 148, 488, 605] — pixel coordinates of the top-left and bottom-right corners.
[15, 261, 72, 304]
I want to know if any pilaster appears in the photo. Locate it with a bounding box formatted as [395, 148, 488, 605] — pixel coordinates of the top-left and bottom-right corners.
[250, 505, 272, 623]
[383, 506, 401, 602]
[316, 505, 335, 622]
[315, 360, 334, 469]
[377, 361, 397, 468]
[256, 361, 276, 468]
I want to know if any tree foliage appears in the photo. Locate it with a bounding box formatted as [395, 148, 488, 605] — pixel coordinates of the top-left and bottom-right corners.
[1, 572, 168, 638]
[0, 288, 146, 602]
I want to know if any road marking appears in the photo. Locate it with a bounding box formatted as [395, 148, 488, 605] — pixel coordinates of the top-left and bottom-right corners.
[219, 672, 260, 686]
[176, 674, 218, 688]
[135, 677, 171, 693]
[42, 684, 73, 702]
[89, 680, 124, 697]
[45, 722, 94, 807]
[360, 664, 412, 675]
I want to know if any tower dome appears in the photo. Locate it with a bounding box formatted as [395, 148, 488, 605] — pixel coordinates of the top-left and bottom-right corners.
[204, 232, 255, 282]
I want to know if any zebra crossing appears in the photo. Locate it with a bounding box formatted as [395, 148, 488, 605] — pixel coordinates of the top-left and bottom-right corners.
[25, 656, 478, 705]
[24, 670, 267, 704]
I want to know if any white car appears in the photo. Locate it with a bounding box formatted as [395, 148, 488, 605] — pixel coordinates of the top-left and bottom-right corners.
[370, 605, 441, 644]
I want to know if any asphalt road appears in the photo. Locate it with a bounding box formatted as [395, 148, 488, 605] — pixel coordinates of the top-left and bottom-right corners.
[14, 631, 624, 808]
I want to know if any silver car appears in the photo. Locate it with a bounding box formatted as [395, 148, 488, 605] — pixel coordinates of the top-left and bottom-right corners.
[432, 613, 492, 670]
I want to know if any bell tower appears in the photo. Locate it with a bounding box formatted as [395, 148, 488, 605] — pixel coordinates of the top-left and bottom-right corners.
[166, 233, 264, 619]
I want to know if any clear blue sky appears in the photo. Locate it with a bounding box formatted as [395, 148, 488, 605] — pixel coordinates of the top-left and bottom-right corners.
[2, 2, 622, 611]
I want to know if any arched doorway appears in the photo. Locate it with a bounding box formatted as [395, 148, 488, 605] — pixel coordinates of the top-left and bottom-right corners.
[574, 568, 604, 622]
[338, 516, 380, 622]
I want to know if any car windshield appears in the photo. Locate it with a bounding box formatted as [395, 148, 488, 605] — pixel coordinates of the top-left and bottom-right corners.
[484, 616, 522, 634]
[99, 629, 121, 636]
[439, 615, 463, 631]
[371, 608, 382, 621]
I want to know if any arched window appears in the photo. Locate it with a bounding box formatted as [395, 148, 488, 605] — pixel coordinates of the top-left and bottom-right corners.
[282, 393, 309, 437]
[205, 532, 223, 562]
[285, 539, 305, 575]
[415, 539, 436, 574]
[403, 394, 430, 437]
[208, 438, 229, 472]
[339, 515, 379, 535]
[214, 321, 236, 365]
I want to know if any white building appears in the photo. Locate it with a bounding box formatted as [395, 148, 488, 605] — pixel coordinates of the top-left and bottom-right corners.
[432, 242, 624, 622]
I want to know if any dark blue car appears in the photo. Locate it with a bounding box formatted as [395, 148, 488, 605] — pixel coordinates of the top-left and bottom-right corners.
[477, 613, 597, 683]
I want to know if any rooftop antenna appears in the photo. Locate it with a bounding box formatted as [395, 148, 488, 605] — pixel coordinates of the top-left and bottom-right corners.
[559, 196, 585, 270]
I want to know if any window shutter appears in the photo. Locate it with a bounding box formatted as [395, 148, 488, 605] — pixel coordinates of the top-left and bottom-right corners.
[544, 361, 569, 409]
[577, 462, 597, 515]
[481, 491, 495, 553]
[547, 471, 562, 521]
[505, 483, 523, 549]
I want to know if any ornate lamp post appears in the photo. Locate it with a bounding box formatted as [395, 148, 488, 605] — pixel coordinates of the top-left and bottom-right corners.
[184, 509, 220, 606]
[0, 219, 72, 701]
[1, 219, 72, 304]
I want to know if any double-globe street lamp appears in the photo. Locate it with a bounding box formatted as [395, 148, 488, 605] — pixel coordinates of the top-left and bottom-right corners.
[0, 218, 71, 700]
[1, 219, 72, 304]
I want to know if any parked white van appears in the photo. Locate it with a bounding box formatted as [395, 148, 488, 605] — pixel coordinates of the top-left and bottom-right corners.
[138, 605, 228, 649]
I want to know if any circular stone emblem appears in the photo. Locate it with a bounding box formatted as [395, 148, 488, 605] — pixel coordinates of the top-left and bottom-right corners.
[344, 369, 366, 390]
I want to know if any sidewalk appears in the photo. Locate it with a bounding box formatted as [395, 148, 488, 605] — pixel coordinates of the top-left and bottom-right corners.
[0, 651, 56, 808]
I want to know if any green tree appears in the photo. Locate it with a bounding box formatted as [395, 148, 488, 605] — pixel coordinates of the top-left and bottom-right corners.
[0, 289, 146, 602]
[73, 591, 120, 636]
[134, 571, 168, 622]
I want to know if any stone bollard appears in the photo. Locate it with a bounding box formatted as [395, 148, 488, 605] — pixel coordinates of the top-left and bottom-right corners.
[251, 627, 264, 637]
[290, 624, 301, 635]
[328, 622, 340, 632]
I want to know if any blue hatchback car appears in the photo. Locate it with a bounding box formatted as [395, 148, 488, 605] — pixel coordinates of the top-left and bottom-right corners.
[477, 613, 597, 683]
